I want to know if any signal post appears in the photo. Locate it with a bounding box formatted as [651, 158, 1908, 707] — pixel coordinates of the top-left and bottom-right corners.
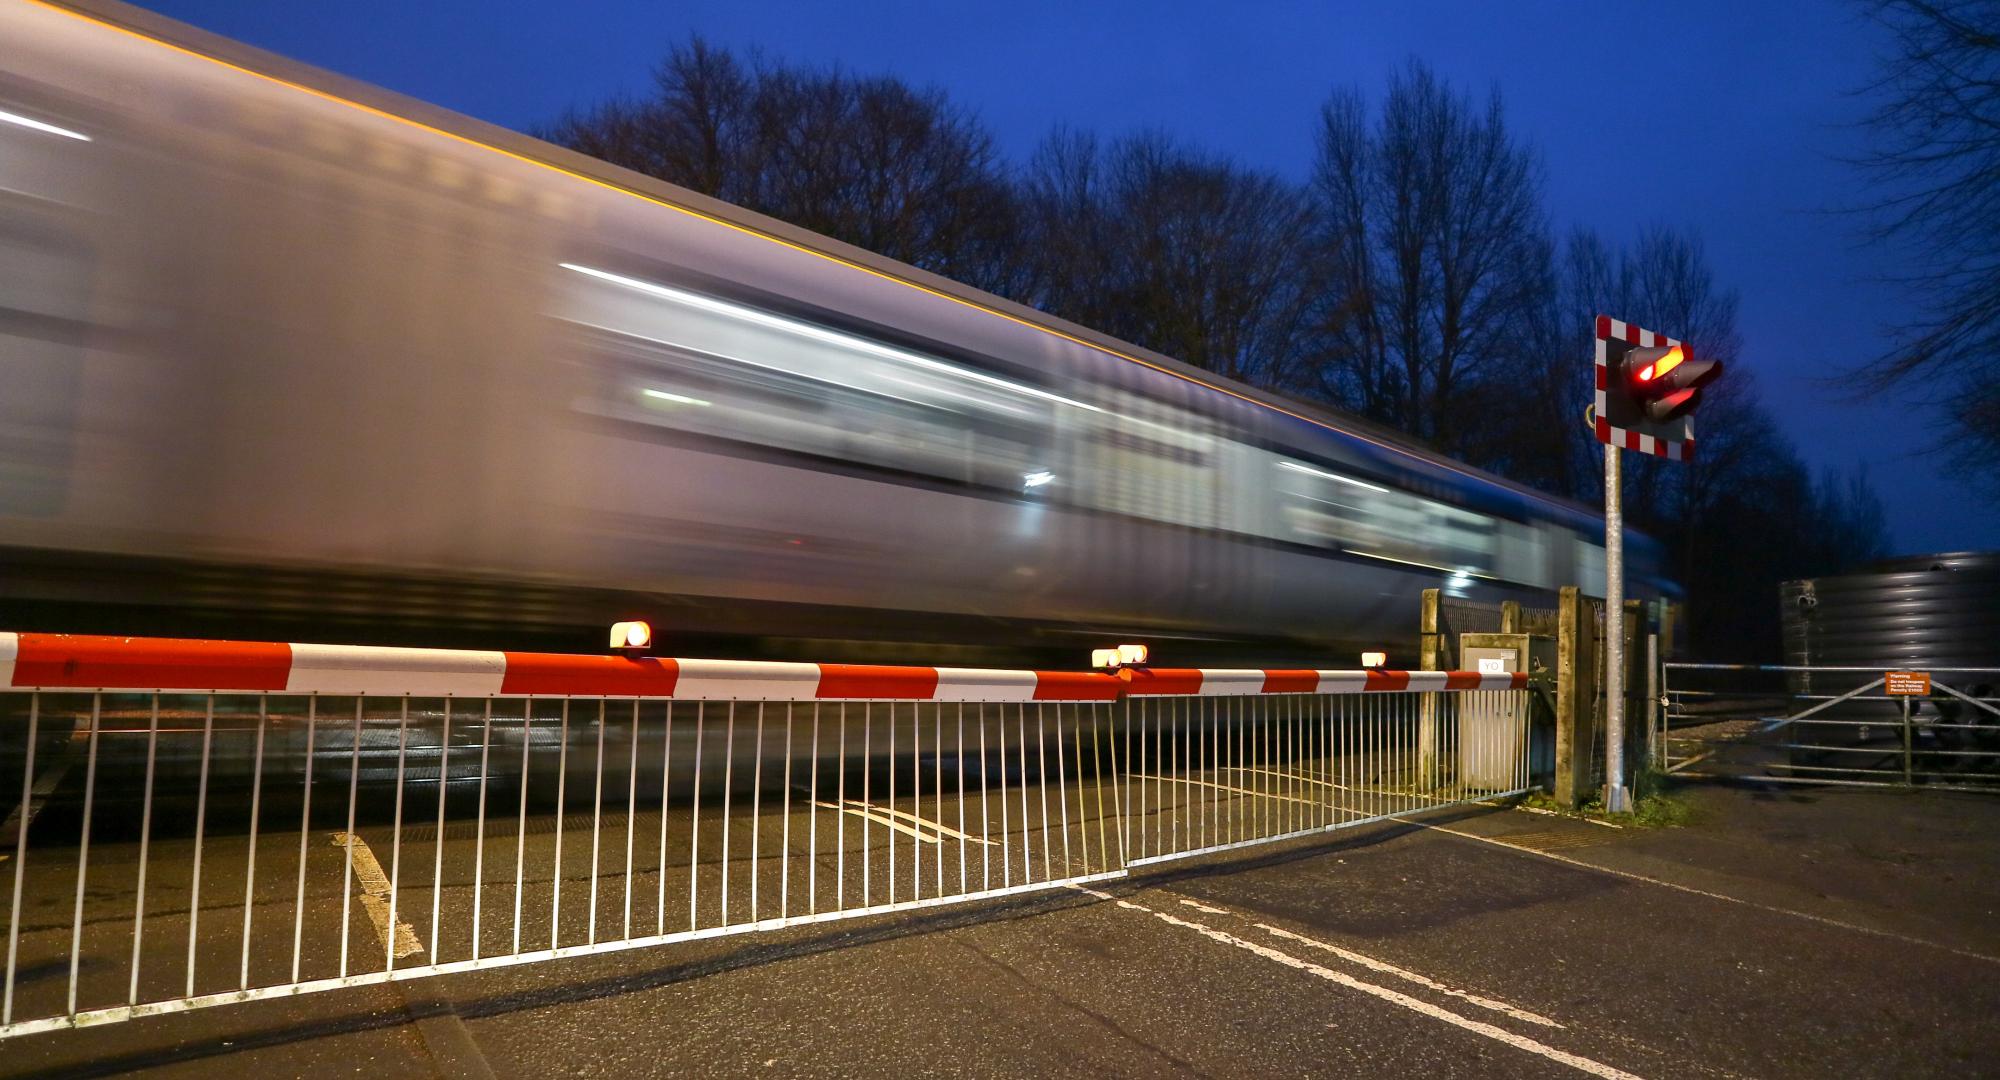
[1590, 315, 1720, 811]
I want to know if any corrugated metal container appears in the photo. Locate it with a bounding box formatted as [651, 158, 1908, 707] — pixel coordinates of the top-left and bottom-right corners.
[1781, 552, 2000, 693]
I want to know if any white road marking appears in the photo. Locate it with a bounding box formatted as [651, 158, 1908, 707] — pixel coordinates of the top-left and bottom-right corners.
[1080, 888, 1642, 1080]
[1129, 773, 1323, 807]
[1255, 922, 1563, 1028]
[1169, 897, 1562, 1028]
[331, 832, 424, 959]
[1423, 823, 2000, 966]
[812, 799, 995, 846]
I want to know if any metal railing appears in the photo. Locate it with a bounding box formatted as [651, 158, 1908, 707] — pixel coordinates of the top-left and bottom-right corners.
[1659, 663, 2000, 790]
[0, 632, 1534, 1039]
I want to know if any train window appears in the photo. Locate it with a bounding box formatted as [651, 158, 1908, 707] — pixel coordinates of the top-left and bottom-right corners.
[1273, 456, 1503, 581]
[558, 265, 1066, 492]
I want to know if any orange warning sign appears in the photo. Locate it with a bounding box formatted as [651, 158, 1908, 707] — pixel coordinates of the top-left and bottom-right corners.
[1884, 671, 1931, 696]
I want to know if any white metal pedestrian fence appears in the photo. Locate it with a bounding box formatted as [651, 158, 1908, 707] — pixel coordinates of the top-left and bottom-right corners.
[0, 632, 1533, 1039]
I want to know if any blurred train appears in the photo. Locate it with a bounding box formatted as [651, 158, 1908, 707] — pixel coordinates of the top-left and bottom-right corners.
[0, 0, 1671, 666]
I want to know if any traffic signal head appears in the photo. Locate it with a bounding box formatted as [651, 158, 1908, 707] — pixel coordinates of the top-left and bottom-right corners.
[1621, 345, 1722, 423]
[1595, 316, 1723, 460]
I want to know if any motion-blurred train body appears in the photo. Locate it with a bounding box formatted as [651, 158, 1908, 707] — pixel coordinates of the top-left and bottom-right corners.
[0, 0, 1670, 663]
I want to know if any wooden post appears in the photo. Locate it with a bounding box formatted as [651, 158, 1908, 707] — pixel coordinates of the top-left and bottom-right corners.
[1554, 585, 1590, 806]
[1622, 598, 1642, 785]
[1500, 600, 1521, 635]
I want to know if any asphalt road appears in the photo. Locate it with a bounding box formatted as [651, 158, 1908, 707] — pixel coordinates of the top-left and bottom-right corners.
[5, 782, 1997, 1078]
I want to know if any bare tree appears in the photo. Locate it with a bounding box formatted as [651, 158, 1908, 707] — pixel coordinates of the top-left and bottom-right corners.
[545, 38, 1019, 292]
[1306, 62, 1548, 457]
[1019, 131, 1317, 386]
[1852, 0, 2000, 486]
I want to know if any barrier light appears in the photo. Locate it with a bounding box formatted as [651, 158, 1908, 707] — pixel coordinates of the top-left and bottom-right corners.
[1361, 651, 1387, 668]
[609, 620, 652, 653]
[1093, 643, 1149, 670]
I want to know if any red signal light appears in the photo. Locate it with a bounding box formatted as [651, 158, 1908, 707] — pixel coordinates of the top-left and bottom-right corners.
[1636, 345, 1684, 383]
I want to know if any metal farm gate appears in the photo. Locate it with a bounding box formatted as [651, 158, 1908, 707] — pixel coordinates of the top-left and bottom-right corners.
[0, 633, 1535, 1039]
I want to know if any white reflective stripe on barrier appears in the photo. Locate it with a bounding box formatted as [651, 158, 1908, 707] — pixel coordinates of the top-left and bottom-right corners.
[1194, 670, 1267, 696]
[285, 644, 507, 696]
[931, 669, 1040, 702]
[0, 632, 14, 688]
[1313, 671, 1371, 694]
[671, 659, 822, 699]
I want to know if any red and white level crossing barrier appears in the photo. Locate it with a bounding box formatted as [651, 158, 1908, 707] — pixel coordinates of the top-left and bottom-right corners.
[0, 632, 1525, 698]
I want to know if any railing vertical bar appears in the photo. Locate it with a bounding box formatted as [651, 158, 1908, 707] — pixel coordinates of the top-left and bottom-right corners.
[997, 700, 1010, 888]
[590, 699, 607, 945]
[184, 695, 214, 997]
[1137, 696, 1150, 860]
[887, 700, 897, 905]
[658, 700, 674, 934]
[1051, 702, 1071, 877]
[66, 696, 102, 1017]
[625, 699, 640, 941]
[431, 700, 451, 964]
[1176, 696, 1192, 856]
[386, 698, 409, 974]
[342, 696, 362, 984]
[908, 702, 918, 901]
[720, 701, 736, 924]
[128, 697, 159, 1005]
[810, 702, 821, 915]
[1119, 697, 1133, 865]
[750, 701, 764, 921]
[835, 703, 846, 913]
[782, 704, 795, 919]
[290, 697, 317, 983]
[935, 704, 945, 898]
[1018, 703, 1035, 884]
[980, 701, 993, 892]
[1069, 703, 1086, 873]
[1092, 702, 1109, 873]
[551, 699, 570, 949]
[861, 702, 870, 907]
[1210, 696, 1221, 848]
[956, 701, 968, 897]
[512, 699, 532, 956]
[240, 694, 269, 988]
[472, 700, 490, 962]
[689, 701, 705, 930]
[3, 694, 40, 1026]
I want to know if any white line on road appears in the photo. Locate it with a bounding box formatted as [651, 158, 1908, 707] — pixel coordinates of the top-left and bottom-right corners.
[331, 832, 424, 960]
[1167, 897, 1561, 1027]
[1081, 888, 1641, 1080]
[811, 799, 995, 846]
[1422, 822, 2000, 966]
[1129, 773, 1322, 807]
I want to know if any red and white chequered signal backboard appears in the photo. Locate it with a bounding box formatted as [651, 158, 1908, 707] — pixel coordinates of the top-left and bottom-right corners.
[1594, 314, 1692, 461]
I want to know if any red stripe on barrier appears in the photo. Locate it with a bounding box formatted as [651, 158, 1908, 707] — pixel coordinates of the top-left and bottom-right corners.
[1512, 672, 1530, 689]
[11, 633, 291, 691]
[1122, 668, 1205, 696]
[499, 653, 680, 696]
[1032, 671, 1124, 701]
[1261, 670, 1319, 694]
[1624, 322, 1640, 344]
[1444, 671, 1483, 690]
[816, 664, 940, 700]
[1595, 314, 1611, 339]
[1363, 669, 1410, 692]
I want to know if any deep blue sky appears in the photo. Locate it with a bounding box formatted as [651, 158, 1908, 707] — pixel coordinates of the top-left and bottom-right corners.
[133, 0, 2000, 554]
